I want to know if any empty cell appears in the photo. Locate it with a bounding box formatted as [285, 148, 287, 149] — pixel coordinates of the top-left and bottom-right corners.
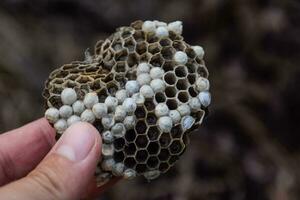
[186, 63, 196, 73]
[158, 149, 170, 161]
[114, 62, 126, 72]
[97, 89, 108, 103]
[121, 29, 133, 38]
[113, 151, 125, 162]
[169, 140, 184, 155]
[124, 157, 137, 168]
[150, 54, 164, 67]
[124, 143, 137, 155]
[106, 82, 119, 96]
[114, 74, 127, 88]
[135, 121, 147, 134]
[170, 125, 183, 139]
[164, 72, 176, 85]
[136, 42, 147, 55]
[75, 76, 93, 84]
[161, 47, 175, 60]
[159, 38, 172, 47]
[113, 138, 125, 151]
[140, 52, 152, 62]
[146, 113, 157, 125]
[144, 99, 155, 111]
[165, 87, 177, 98]
[135, 106, 146, 118]
[147, 126, 160, 141]
[52, 78, 64, 84]
[175, 66, 187, 77]
[169, 155, 179, 165]
[112, 40, 123, 51]
[125, 129, 136, 142]
[48, 95, 63, 108]
[185, 47, 196, 59]
[159, 162, 170, 173]
[147, 156, 159, 169]
[172, 41, 185, 51]
[133, 30, 145, 42]
[176, 79, 188, 90]
[197, 66, 209, 78]
[159, 132, 171, 148]
[115, 49, 128, 61]
[148, 43, 161, 54]
[155, 92, 166, 103]
[101, 73, 114, 83]
[166, 99, 178, 110]
[178, 91, 189, 103]
[162, 61, 174, 72]
[188, 87, 198, 97]
[127, 53, 139, 67]
[124, 38, 136, 52]
[146, 33, 159, 43]
[187, 74, 196, 84]
[135, 164, 147, 174]
[136, 150, 148, 162]
[55, 70, 69, 78]
[147, 142, 160, 155]
[51, 86, 64, 95]
[135, 135, 149, 148]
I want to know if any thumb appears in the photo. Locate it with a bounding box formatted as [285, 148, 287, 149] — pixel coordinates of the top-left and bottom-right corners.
[0, 122, 102, 200]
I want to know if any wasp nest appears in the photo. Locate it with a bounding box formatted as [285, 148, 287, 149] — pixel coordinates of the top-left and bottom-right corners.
[43, 20, 211, 185]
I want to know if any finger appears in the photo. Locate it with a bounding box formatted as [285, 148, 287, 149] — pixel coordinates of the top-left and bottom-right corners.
[0, 118, 56, 185]
[0, 122, 101, 200]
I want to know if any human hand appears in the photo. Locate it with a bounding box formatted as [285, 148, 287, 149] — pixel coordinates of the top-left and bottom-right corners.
[0, 118, 116, 200]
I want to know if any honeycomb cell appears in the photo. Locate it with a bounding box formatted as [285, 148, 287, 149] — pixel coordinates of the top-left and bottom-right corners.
[188, 87, 198, 97]
[178, 91, 189, 103]
[175, 66, 187, 78]
[166, 99, 178, 110]
[115, 49, 128, 62]
[135, 106, 146, 119]
[114, 61, 126, 72]
[121, 28, 133, 39]
[125, 129, 136, 142]
[48, 95, 63, 108]
[164, 72, 176, 85]
[146, 33, 159, 43]
[147, 156, 159, 169]
[161, 47, 175, 60]
[187, 74, 196, 84]
[114, 151, 125, 162]
[140, 52, 152, 62]
[159, 38, 172, 47]
[197, 66, 209, 78]
[172, 40, 185, 51]
[124, 157, 136, 168]
[185, 47, 197, 59]
[124, 37, 136, 52]
[176, 79, 188, 90]
[169, 140, 185, 155]
[113, 137, 125, 151]
[159, 132, 171, 148]
[147, 126, 160, 141]
[165, 86, 177, 98]
[52, 78, 64, 85]
[135, 120, 147, 134]
[112, 40, 123, 51]
[125, 70, 136, 80]
[146, 113, 157, 125]
[136, 164, 147, 174]
[106, 82, 119, 96]
[124, 143, 137, 155]
[159, 162, 170, 173]
[135, 135, 149, 148]
[63, 80, 80, 88]
[144, 99, 155, 111]
[170, 125, 183, 139]
[127, 53, 139, 67]
[148, 43, 161, 55]
[162, 61, 174, 72]
[133, 30, 145, 42]
[136, 42, 147, 55]
[136, 150, 148, 162]
[147, 142, 160, 155]
[150, 54, 164, 67]
[154, 92, 166, 104]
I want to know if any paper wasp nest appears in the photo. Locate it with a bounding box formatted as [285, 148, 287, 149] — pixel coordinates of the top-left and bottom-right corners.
[43, 20, 211, 185]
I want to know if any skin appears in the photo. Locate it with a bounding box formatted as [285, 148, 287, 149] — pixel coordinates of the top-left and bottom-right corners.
[0, 118, 119, 200]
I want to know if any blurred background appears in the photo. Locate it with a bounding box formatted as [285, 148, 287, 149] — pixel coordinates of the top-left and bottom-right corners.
[0, 0, 299, 199]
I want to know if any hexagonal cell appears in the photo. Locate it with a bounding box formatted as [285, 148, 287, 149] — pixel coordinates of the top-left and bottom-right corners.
[102, 60, 115, 71]
[169, 140, 185, 155]
[176, 79, 189, 90]
[133, 30, 145, 42]
[169, 155, 179, 165]
[115, 49, 128, 62]
[136, 150, 148, 163]
[178, 91, 189, 103]
[48, 95, 63, 108]
[170, 125, 183, 139]
[187, 74, 196, 84]
[144, 99, 155, 111]
[166, 99, 178, 110]
[150, 54, 164, 67]
[135, 106, 146, 119]
[50, 86, 64, 95]
[140, 52, 152, 62]
[158, 149, 170, 161]
[113, 151, 125, 162]
[197, 66, 209, 78]
[159, 38, 172, 47]
[135, 120, 147, 134]
[121, 28, 133, 39]
[146, 32, 159, 43]
[55, 70, 69, 78]
[147, 142, 160, 155]
[172, 40, 185, 51]
[165, 86, 177, 98]
[186, 62, 196, 73]
[161, 46, 175, 60]
[146, 113, 157, 125]
[155, 92, 166, 103]
[159, 162, 170, 173]
[148, 43, 161, 55]
[124, 143, 137, 155]
[185, 47, 197, 59]
[97, 88, 109, 103]
[162, 61, 174, 72]
[159, 132, 171, 148]
[147, 156, 159, 169]
[114, 74, 126, 88]
[135, 135, 149, 148]
[114, 61, 127, 72]
[111, 40, 123, 52]
[124, 157, 137, 168]
[101, 73, 114, 83]
[52, 78, 64, 85]
[62, 64, 76, 71]
[135, 163, 147, 174]
[113, 137, 125, 151]
[188, 87, 198, 97]
[175, 66, 188, 78]
[125, 70, 137, 80]
[102, 40, 111, 51]
[106, 81, 119, 96]
[127, 53, 139, 68]
[195, 56, 204, 65]
[147, 126, 160, 141]
[136, 42, 147, 55]
[164, 72, 176, 85]
[64, 79, 81, 88]
[124, 37, 136, 52]
[125, 129, 136, 142]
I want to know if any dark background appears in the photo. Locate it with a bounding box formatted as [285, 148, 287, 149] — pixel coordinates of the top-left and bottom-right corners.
[0, 0, 300, 199]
